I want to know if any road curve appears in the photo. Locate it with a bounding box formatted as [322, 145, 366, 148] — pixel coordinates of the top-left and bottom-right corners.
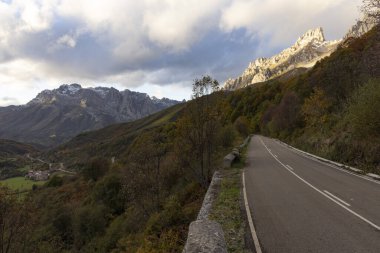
[244, 135, 380, 253]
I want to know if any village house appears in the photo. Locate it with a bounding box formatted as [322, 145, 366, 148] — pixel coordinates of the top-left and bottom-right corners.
[26, 170, 50, 181]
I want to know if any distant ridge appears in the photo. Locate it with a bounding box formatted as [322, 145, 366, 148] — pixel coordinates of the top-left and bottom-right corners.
[0, 84, 181, 146]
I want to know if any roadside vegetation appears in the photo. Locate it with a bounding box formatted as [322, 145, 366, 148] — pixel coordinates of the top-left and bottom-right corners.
[210, 145, 248, 252]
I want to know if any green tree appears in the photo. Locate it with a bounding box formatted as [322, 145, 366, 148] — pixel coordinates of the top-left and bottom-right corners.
[219, 124, 236, 147]
[192, 75, 220, 99]
[73, 205, 107, 249]
[234, 116, 250, 137]
[301, 87, 332, 128]
[46, 175, 64, 187]
[82, 158, 110, 181]
[0, 187, 35, 253]
[270, 92, 301, 135]
[176, 76, 221, 188]
[52, 206, 74, 245]
[93, 173, 125, 215]
[346, 79, 380, 140]
[124, 128, 169, 213]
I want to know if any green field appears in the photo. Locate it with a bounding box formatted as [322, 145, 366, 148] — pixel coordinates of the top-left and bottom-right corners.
[18, 165, 31, 172]
[0, 176, 45, 191]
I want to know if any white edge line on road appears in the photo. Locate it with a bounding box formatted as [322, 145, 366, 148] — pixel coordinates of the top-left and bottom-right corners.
[275, 139, 380, 186]
[242, 171, 263, 253]
[259, 137, 380, 231]
[286, 165, 294, 171]
[323, 190, 351, 207]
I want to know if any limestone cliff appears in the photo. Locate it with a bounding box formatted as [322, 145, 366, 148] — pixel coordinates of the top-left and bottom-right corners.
[224, 27, 340, 90]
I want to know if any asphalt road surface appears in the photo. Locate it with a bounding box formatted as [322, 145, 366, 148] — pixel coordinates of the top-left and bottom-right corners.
[244, 135, 380, 253]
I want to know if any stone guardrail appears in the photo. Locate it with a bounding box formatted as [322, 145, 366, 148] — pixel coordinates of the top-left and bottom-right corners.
[223, 136, 251, 168]
[183, 170, 227, 253]
[183, 135, 251, 253]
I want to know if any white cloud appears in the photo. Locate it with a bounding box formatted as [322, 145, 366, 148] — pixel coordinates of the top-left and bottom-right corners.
[142, 0, 225, 51]
[0, 0, 362, 64]
[57, 0, 226, 52]
[0, 0, 363, 105]
[135, 82, 191, 101]
[56, 1, 155, 63]
[0, 59, 42, 85]
[220, 0, 361, 48]
[56, 34, 76, 47]
[0, 97, 19, 107]
[0, 1, 17, 60]
[14, 0, 56, 33]
[0, 59, 66, 104]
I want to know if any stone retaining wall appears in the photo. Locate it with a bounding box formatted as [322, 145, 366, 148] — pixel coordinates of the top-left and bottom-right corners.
[183, 136, 251, 253]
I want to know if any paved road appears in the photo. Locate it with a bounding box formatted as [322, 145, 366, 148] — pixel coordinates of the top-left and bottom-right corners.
[244, 135, 380, 253]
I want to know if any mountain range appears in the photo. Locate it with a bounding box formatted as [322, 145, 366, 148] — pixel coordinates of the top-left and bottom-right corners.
[0, 84, 180, 147]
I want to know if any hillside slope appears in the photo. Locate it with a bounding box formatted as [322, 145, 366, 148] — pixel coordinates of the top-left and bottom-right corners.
[228, 25, 380, 172]
[0, 139, 38, 156]
[0, 139, 39, 179]
[4, 95, 216, 253]
[45, 103, 185, 168]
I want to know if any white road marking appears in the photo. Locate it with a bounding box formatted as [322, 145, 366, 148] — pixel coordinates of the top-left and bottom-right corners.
[242, 171, 263, 253]
[286, 165, 294, 171]
[323, 190, 351, 207]
[276, 139, 380, 186]
[259, 138, 380, 231]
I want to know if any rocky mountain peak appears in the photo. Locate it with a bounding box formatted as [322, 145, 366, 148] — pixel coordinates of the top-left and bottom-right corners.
[224, 27, 340, 90]
[57, 83, 82, 94]
[343, 15, 378, 41]
[295, 27, 325, 46]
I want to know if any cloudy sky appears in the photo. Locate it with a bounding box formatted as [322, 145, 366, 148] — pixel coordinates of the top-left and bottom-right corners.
[0, 0, 362, 106]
